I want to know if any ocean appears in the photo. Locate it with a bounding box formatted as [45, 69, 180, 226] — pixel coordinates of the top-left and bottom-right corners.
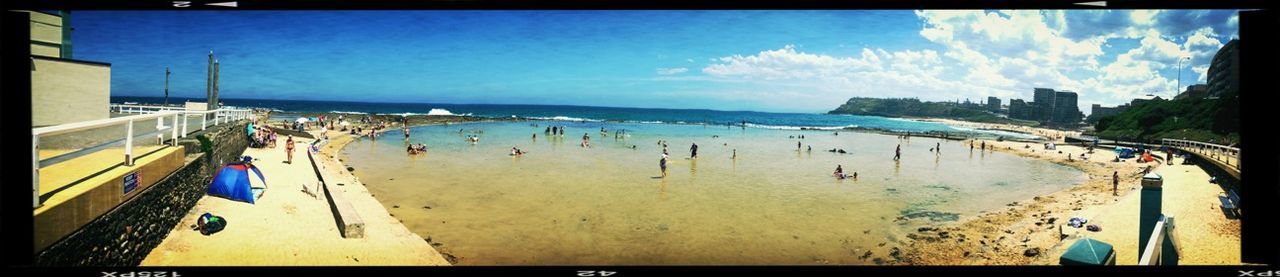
[111, 96, 1041, 140]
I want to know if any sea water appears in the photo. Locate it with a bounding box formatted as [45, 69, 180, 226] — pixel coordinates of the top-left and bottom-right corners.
[341, 121, 1085, 264]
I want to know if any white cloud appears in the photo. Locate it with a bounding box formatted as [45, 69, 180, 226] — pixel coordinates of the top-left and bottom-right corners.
[693, 10, 1238, 113]
[656, 67, 689, 75]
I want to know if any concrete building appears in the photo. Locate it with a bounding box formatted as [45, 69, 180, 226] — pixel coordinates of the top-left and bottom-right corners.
[1032, 88, 1056, 121]
[987, 96, 1001, 112]
[1206, 39, 1239, 99]
[1175, 84, 1210, 100]
[27, 10, 112, 127]
[1053, 91, 1082, 123]
[1009, 99, 1030, 120]
[1088, 104, 1129, 122]
[1131, 95, 1164, 107]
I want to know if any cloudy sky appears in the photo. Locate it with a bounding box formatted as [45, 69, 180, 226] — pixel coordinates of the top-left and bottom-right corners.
[75, 10, 1239, 114]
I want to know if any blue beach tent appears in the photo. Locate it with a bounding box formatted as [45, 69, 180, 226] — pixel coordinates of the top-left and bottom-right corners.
[1115, 147, 1136, 159]
[207, 157, 268, 204]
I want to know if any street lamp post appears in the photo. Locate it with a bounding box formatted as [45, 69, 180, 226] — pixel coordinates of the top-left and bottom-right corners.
[1176, 56, 1190, 98]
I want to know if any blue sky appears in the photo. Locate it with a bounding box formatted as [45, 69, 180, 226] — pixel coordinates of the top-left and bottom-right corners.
[73, 10, 1238, 114]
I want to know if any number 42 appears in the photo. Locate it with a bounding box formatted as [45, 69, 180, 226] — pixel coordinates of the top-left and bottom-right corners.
[577, 271, 617, 276]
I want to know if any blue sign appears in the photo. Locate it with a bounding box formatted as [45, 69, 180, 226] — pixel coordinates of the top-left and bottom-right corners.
[124, 171, 140, 195]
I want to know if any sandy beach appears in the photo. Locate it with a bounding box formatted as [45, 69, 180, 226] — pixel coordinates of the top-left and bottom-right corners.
[892, 120, 1240, 265]
[141, 111, 1239, 266]
[141, 114, 450, 266]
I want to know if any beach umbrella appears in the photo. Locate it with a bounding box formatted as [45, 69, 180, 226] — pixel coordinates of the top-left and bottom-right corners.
[296, 117, 309, 123]
[1059, 238, 1116, 265]
[340, 121, 350, 126]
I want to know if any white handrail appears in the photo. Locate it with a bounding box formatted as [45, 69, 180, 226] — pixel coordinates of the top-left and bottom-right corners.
[33, 108, 254, 209]
[1162, 138, 1240, 169]
[1138, 216, 1167, 265]
[1138, 215, 1178, 265]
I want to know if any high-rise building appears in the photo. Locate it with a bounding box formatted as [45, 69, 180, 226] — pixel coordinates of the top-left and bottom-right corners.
[1009, 99, 1030, 120]
[1206, 39, 1239, 99]
[987, 96, 1001, 112]
[1053, 91, 1081, 123]
[1032, 88, 1056, 121]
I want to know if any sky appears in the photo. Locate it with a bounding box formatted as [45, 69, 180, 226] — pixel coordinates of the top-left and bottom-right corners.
[72, 10, 1240, 114]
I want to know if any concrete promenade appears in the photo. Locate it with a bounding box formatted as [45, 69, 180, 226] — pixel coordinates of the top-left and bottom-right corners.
[141, 132, 449, 266]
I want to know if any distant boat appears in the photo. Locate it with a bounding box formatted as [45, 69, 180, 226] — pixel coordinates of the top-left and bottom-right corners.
[124, 102, 138, 105]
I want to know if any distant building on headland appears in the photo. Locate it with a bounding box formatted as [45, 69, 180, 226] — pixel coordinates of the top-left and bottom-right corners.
[987, 96, 1001, 112]
[1088, 104, 1127, 123]
[24, 10, 112, 127]
[1174, 84, 1210, 100]
[1206, 39, 1239, 99]
[1005, 88, 1082, 124]
[1129, 95, 1164, 107]
[1086, 94, 1166, 123]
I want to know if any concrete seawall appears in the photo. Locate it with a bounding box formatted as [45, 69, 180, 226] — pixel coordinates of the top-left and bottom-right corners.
[35, 121, 249, 266]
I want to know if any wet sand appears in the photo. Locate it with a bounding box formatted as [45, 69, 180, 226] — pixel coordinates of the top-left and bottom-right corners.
[322, 116, 1241, 265]
[340, 120, 1088, 265]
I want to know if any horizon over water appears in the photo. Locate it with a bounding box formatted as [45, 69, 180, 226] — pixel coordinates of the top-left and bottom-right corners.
[112, 96, 1041, 140]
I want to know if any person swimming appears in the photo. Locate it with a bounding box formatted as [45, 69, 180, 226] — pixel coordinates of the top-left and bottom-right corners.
[511, 146, 524, 156]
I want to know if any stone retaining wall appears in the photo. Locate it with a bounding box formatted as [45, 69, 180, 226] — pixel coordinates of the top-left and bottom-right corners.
[34, 121, 250, 266]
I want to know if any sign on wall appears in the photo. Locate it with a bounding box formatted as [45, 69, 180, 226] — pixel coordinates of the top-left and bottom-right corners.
[123, 171, 140, 195]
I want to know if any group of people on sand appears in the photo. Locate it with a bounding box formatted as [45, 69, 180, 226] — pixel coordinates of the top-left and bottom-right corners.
[249, 123, 278, 149]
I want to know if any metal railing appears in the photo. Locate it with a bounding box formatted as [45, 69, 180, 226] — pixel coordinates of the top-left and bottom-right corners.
[109, 103, 187, 114]
[1162, 138, 1241, 169]
[33, 108, 254, 208]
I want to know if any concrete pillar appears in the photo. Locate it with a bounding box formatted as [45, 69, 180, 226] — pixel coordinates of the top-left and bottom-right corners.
[213, 60, 220, 109]
[1138, 174, 1163, 262]
[207, 51, 213, 109]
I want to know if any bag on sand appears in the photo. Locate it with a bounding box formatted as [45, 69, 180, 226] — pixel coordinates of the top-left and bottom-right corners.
[198, 212, 228, 235]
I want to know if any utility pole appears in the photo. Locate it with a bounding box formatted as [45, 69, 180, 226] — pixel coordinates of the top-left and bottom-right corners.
[164, 67, 170, 106]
